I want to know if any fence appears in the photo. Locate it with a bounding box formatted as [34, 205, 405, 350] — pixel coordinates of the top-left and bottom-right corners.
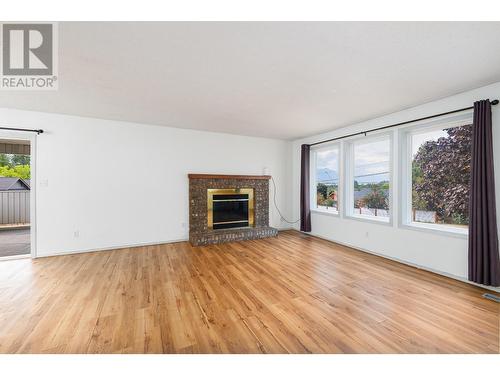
[357, 207, 390, 217]
[413, 209, 437, 223]
[0, 191, 30, 225]
[355, 207, 437, 222]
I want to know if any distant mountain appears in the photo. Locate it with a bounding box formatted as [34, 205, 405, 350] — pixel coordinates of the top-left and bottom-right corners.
[354, 161, 390, 184]
[355, 173, 390, 184]
[316, 167, 389, 184]
[316, 168, 339, 184]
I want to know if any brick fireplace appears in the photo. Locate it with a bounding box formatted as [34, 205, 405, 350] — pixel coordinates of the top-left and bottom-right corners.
[188, 174, 278, 246]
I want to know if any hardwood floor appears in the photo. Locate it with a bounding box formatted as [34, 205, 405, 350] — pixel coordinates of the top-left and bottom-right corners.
[0, 230, 498, 353]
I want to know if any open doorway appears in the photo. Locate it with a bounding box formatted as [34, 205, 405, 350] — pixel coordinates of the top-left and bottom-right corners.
[0, 137, 33, 259]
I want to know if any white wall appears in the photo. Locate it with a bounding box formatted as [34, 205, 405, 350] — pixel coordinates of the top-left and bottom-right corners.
[291, 81, 500, 290]
[0, 108, 292, 257]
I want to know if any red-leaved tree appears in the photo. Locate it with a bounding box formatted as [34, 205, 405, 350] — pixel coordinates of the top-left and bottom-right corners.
[412, 125, 471, 224]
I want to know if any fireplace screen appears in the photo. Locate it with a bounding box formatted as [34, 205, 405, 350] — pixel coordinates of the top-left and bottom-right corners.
[207, 188, 254, 230]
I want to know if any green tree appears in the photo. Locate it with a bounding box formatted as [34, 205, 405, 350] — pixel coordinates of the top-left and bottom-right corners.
[361, 184, 388, 210]
[316, 183, 327, 200]
[10, 154, 30, 166]
[379, 181, 389, 190]
[0, 154, 10, 167]
[322, 198, 336, 207]
[411, 162, 427, 210]
[0, 165, 30, 179]
[0, 153, 31, 179]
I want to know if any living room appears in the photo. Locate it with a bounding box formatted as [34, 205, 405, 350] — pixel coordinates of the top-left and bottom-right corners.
[1, 2, 499, 374]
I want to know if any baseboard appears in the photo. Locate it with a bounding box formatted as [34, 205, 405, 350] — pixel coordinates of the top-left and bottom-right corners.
[296, 230, 500, 293]
[0, 254, 31, 262]
[35, 229, 293, 259]
[35, 237, 189, 258]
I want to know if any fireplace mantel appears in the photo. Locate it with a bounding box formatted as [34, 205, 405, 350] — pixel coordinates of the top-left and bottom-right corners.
[188, 174, 271, 180]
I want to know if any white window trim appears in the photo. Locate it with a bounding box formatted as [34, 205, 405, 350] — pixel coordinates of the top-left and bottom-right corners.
[311, 206, 340, 215]
[310, 143, 341, 216]
[0, 130, 37, 259]
[344, 132, 393, 225]
[398, 112, 473, 238]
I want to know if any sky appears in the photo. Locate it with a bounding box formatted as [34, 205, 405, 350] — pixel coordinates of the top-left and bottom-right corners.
[316, 148, 339, 183]
[353, 139, 390, 183]
[412, 129, 448, 156]
[316, 129, 450, 185]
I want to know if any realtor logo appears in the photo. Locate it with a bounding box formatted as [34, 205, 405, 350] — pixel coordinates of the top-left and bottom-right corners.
[1, 22, 58, 90]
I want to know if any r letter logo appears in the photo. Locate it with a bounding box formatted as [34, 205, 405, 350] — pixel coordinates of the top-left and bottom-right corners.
[1, 23, 58, 90]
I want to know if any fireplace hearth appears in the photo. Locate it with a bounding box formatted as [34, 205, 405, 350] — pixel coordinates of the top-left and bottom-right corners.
[188, 174, 278, 246]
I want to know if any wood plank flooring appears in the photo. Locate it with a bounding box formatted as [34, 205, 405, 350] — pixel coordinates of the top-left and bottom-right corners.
[0, 230, 498, 353]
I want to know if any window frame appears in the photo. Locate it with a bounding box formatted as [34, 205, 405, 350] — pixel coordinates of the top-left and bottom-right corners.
[344, 132, 393, 225]
[398, 112, 473, 237]
[310, 142, 341, 216]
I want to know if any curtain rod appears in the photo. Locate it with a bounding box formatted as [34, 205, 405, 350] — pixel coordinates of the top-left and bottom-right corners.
[309, 99, 499, 147]
[0, 126, 44, 134]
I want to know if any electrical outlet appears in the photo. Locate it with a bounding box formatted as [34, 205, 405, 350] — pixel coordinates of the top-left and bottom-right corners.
[74, 230, 80, 238]
[365, 231, 369, 238]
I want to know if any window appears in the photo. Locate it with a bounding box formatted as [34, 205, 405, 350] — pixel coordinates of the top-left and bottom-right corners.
[307, 112, 472, 237]
[406, 119, 472, 233]
[348, 136, 391, 222]
[312, 145, 340, 213]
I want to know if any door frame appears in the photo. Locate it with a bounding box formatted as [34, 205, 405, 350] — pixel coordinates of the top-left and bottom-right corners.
[0, 130, 37, 259]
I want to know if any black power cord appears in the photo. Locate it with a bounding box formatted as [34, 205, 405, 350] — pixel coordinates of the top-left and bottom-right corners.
[270, 175, 301, 224]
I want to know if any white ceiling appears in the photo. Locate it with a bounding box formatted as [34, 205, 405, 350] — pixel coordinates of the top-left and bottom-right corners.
[2, 22, 500, 140]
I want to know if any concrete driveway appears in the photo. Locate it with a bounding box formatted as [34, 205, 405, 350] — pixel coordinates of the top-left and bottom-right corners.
[0, 228, 30, 257]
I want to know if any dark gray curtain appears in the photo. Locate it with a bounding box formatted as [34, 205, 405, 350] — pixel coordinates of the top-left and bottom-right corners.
[300, 144, 311, 232]
[468, 99, 500, 286]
